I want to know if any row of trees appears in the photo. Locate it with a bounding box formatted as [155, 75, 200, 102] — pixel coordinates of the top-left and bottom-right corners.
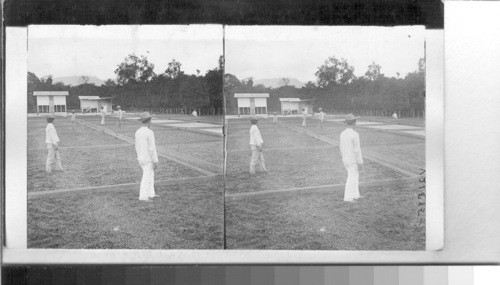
[225, 56, 425, 115]
[28, 54, 223, 112]
[28, 54, 424, 116]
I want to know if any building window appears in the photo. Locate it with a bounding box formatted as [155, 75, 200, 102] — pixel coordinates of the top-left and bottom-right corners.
[39, 105, 50, 113]
[239, 107, 250, 115]
[255, 107, 267, 114]
[54, 105, 66, 112]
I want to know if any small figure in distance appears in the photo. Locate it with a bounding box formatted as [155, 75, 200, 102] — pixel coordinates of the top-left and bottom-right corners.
[115, 106, 125, 130]
[100, 106, 106, 125]
[317, 107, 325, 132]
[301, 108, 307, 127]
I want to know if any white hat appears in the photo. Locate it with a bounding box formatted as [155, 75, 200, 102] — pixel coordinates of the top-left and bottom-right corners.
[344, 113, 360, 122]
[137, 112, 155, 122]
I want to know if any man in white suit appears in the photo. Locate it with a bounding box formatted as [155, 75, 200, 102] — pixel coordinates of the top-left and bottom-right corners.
[249, 117, 267, 174]
[301, 108, 307, 127]
[317, 107, 325, 132]
[339, 114, 364, 203]
[115, 105, 125, 130]
[100, 106, 106, 124]
[135, 112, 159, 201]
[45, 114, 64, 173]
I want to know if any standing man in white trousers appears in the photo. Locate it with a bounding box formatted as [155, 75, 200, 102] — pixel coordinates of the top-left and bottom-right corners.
[339, 114, 364, 203]
[301, 108, 307, 127]
[317, 108, 325, 132]
[115, 105, 124, 130]
[45, 114, 64, 173]
[100, 106, 106, 124]
[249, 117, 267, 174]
[135, 112, 159, 201]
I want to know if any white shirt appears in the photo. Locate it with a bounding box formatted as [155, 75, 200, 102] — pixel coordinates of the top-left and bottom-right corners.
[116, 110, 124, 119]
[392, 113, 398, 119]
[318, 111, 325, 121]
[339, 128, 363, 164]
[273, 116, 277, 123]
[45, 123, 60, 144]
[135, 127, 159, 163]
[249, 125, 264, 146]
[71, 113, 76, 121]
[302, 110, 307, 117]
[191, 110, 198, 117]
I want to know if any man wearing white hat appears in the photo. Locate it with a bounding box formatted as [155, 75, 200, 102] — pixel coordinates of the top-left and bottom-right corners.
[339, 114, 364, 203]
[249, 117, 267, 174]
[135, 112, 159, 201]
[301, 108, 307, 127]
[45, 114, 64, 173]
[100, 106, 106, 125]
[115, 106, 125, 130]
[317, 108, 325, 132]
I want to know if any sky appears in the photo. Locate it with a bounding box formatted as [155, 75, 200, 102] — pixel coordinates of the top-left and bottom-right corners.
[28, 25, 223, 81]
[225, 26, 425, 83]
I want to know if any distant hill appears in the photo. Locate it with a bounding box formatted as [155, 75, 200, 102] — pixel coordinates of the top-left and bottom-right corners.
[253, 77, 305, 89]
[53, 75, 107, 86]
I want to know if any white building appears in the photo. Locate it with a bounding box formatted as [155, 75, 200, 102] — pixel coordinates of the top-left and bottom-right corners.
[234, 93, 269, 115]
[33, 91, 69, 113]
[78, 96, 113, 113]
[279, 98, 314, 115]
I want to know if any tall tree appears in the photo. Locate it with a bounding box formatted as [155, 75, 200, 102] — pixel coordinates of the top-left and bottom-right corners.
[205, 68, 223, 110]
[179, 75, 209, 108]
[365, 62, 382, 81]
[315, 56, 355, 87]
[115, 54, 155, 85]
[41, 75, 53, 86]
[165, 59, 183, 79]
[242, 77, 254, 87]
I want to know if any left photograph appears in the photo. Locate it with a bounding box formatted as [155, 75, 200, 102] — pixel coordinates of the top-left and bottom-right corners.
[26, 25, 224, 249]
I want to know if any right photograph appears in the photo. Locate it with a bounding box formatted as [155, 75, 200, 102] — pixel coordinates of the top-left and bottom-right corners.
[224, 26, 427, 250]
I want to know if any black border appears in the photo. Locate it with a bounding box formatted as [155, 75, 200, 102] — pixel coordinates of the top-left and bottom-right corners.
[4, 0, 443, 28]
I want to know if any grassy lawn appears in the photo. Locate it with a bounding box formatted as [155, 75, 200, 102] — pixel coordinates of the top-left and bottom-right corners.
[362, 116, 425, 127]
[227, 132, 331, 151]
[226, 181, 425, 250]
[120, 127, 217, 145]
[28, 129, 126, 150]
[28, 179, 223, 249]
[28, 147, 201, 192]
[76, 116, 223, 165]
[166, 141, 223, 166]
[322, 129, 423, 146]
[367, 143, 425, 168]
[225, 148, 405, 194]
